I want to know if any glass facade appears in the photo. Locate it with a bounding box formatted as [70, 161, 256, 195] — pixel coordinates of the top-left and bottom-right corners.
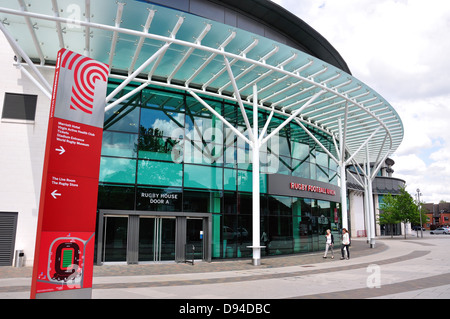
[97, 81, 342, 261]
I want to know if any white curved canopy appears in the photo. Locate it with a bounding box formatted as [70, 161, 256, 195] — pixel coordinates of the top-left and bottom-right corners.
[0, 0, 403, 166]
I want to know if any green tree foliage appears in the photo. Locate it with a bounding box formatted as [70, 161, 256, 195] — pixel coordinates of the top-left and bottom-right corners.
[378, 193, 398, 238]
[378, 186, 422, 238]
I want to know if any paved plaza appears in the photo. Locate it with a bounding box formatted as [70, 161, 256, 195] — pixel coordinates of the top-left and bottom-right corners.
[1, 233, 450, 299]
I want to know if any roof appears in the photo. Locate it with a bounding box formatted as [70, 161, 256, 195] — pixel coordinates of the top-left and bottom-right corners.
[0, 0, 403, 165]
[209, 0, 352, 74]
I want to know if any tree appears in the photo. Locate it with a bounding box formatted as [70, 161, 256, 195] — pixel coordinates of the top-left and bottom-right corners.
[378, 193, 399, 238]
[378, 186, 422, 239]
[395, 186, 420, 239]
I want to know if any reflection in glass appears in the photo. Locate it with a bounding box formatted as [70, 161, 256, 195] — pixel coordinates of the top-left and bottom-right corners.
[140, 108, 184, 138]
[99, 157, 136, 184]
[138, 129, 182, 162]
[104, 94, 140, 133]
[137, 160, 182, 187]
[102, 131, 138, 158]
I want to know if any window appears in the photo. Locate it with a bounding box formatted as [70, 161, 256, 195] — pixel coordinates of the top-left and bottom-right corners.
[101, 131, 138, 158]
[2, 93, 37, 122]
[137, 160, 182, 187]
[184, 164, 223, 190]
[99, 157, 136, 184]
[97, 184, 135, 210]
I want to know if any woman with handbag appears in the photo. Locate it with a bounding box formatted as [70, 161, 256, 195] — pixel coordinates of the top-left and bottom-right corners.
[340, 228, 350, 260]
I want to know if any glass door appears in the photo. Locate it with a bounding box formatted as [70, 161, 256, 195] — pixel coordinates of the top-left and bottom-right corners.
[103, 216, 128, 262]
[139, 217, 176, 262]
[186, 218, 204, 260]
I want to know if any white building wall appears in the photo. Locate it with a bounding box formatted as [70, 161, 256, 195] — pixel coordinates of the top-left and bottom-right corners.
[0, 33, 54, 266]
[349, 191, 366, 238]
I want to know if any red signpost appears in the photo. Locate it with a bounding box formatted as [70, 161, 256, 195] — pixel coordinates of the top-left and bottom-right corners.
[30, 49, 109, 299]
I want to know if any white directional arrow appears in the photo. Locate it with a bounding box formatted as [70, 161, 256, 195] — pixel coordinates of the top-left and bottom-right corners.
[55, 146, 65, 155]
[51, 190, 61, 199]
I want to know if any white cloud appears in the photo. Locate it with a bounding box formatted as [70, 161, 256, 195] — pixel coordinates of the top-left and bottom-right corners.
[273, 0, 450, 203]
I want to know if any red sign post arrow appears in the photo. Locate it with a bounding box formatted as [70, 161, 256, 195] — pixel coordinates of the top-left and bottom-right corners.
[50, 190, 61, 199]
[55, 146, 65, 155]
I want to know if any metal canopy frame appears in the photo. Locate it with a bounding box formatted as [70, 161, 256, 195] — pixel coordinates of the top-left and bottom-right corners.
[0, 0, 404, 262]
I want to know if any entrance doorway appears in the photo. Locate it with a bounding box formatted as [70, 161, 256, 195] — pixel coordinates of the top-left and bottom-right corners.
[186, 218, 204, 260]
[102, 215, 128, 262]
[139, 217, 176, 262]
[97, 211, 211, 265]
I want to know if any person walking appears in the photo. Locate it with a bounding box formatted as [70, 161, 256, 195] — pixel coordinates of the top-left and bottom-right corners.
[323, 229, 334, 259]
[340, 228, 350, 260]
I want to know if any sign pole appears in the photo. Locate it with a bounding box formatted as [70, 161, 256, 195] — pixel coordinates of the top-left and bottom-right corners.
[30, 49, 109, 299]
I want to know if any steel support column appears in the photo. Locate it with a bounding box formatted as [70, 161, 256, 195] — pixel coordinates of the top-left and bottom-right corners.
[251, 85, 262, 266]
[340, 162, 348, 230]
[338, 118, 348, 230]
[366, 145, 376, 248]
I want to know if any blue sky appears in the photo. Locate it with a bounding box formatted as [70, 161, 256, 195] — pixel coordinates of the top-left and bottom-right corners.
[272, 0, 450, 203]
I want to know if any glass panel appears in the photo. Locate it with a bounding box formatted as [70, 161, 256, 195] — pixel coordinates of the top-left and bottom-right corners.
[138, 218, 176, 261]
[298, 198, 313, 252]
[159, 218, 176, 261]
[139, 107, 185, 138]
[310, 199, 320, 251]
[184, 164, 223, 189]
[142, 88, 185, 110]
[329, 170, 339, 185]
[219, 214, 252, 259]
[317, 165, 329, 182]
[183, 189, 222, 213]
[275, 134, 291, 158]
[316, 151, 328, 182]
[236, 131, 252, 170]
[224, 141, 237, 168]
[99, 157, 136, 184]
[277, 156, 291, 176]
[224, 168, 237, 191]
[237, 170, 252, 192]
[237, 192, 252, 215]
[185, 115, 224, 142]
[329, 160, 339, 185]
[137, 160, 182, 187]
[222, 215, 237, 258]
[101, 131, 138, 158]
[268, 195, 292, 216]
[292, 158, 310, 179]
[104, 90, 140, 133]
[316, 151, 328, 167]
[237, 214, 252, 258]
[223, 191, 237, 214]
[138, 134, 182, 162]
[98, 184, 135, 210]
[237, 170, 267, 193]
[310, 148, 317, 180]
[103, 216, 128, 262]
[292, 198, 302, 253]
[291, 142, 309, 160]
[138, 218, 155, 262]
[184, 140, 223, 164]
[266, 215, 293, 255]
[186, 219, 203, 260]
